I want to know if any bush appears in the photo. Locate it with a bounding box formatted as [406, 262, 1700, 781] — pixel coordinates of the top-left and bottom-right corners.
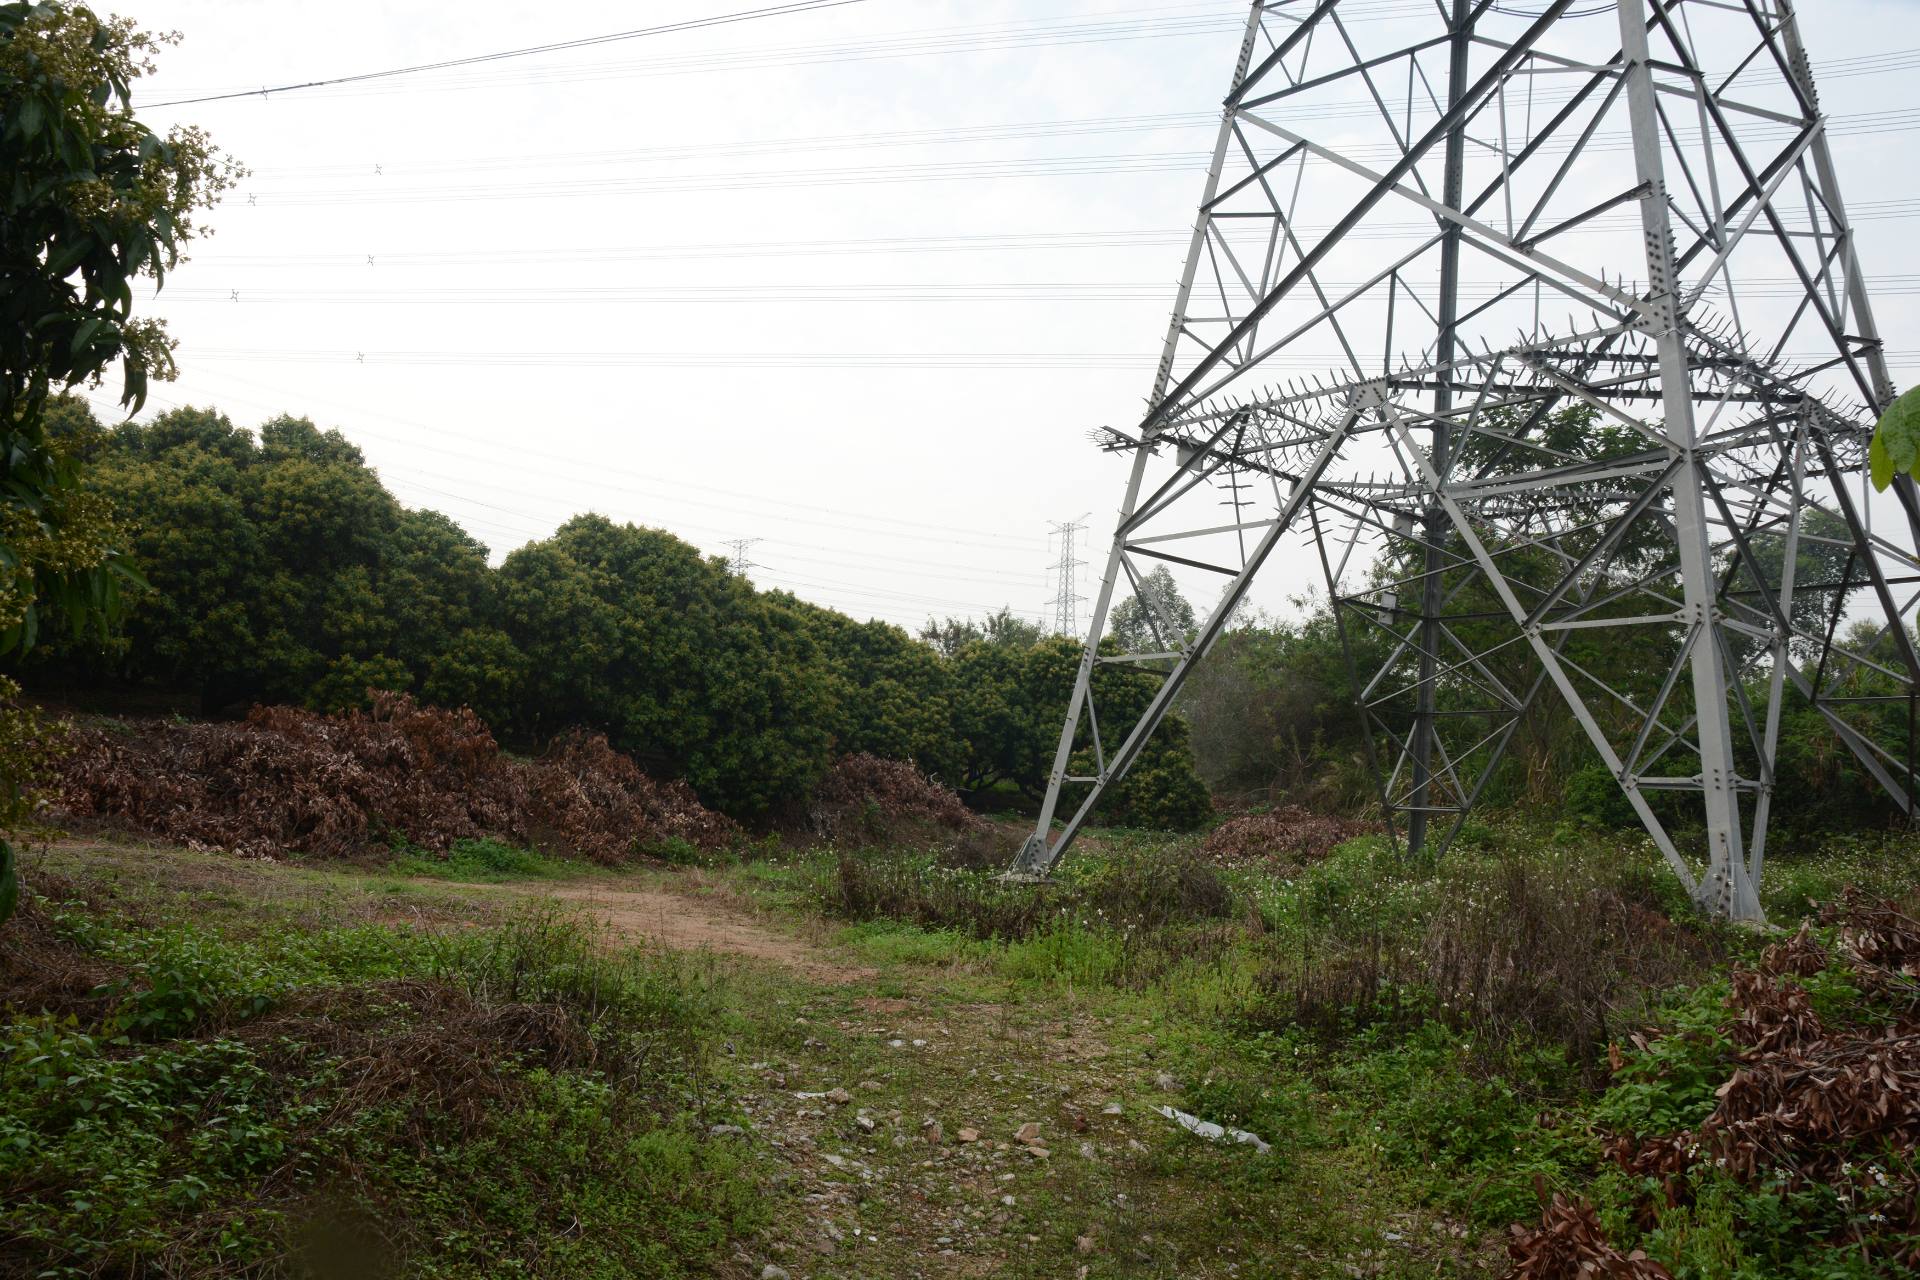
[50, 693, 740, 863]
[1561, 763, 1635, 829]
[0, 887, 752, 1278]
[822, 842, 1235, 943]
[1504, 893, 1920, 1277]
[1245, 836, 1724, 1073]
[806, 752, 983, 844]
[1201, 806, 1371, 870]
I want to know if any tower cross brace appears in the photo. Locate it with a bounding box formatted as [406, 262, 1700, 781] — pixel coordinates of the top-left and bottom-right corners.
[1011, 0, 1917, 922]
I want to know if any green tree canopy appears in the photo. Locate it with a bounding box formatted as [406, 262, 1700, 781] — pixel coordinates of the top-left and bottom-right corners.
[919, 606, 1043, 657]
[55, 407, 513, 715]
[500, 515, 835, 819]
[1108, 565, 1196, 654]
[1, 2, 237, 655]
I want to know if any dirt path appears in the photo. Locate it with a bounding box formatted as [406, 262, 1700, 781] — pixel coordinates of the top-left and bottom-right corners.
[489, 878, 876, 984]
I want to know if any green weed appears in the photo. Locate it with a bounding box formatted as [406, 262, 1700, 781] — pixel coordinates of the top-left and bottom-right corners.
[390, 836, 570, 882]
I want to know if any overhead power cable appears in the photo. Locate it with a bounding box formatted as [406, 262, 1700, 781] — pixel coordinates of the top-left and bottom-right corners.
[178, 346, 1920, 371]
[161, 271, 1920, 307]
[139, 0, 876, 108]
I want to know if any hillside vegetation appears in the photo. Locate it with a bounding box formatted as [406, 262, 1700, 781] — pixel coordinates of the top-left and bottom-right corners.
[4, 816, 1916, 1278]
[26, 398, 1207, 829]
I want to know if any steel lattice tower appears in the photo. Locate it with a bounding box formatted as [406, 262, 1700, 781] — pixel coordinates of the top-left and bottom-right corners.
[1012, 0, 1916, 921]
[1048, 515, 1090, 636]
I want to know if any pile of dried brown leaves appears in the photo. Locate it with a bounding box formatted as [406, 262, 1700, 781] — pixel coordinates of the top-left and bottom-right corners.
[49, 693, 738, 863]
[1506, 892, 1920, 1277]
[805, 752, 983, 843]
[1199, 805, 1371, 869]
[1505, 1193, 1674, 1279]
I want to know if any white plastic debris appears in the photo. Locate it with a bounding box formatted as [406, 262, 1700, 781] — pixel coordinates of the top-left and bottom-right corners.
[1154, 1105, 1271, 1155]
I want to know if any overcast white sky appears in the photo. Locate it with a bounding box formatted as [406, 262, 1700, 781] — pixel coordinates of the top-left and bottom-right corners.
[93, 0, 1918, 635]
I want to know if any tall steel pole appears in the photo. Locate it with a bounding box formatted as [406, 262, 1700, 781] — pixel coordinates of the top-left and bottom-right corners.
[1407, 0, 1474, 857]
[1011, 2, 1267, 876]
[1617, 0, 1758, 920]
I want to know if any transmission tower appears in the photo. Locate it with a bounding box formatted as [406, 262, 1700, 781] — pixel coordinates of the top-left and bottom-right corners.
[723, 537, 763, 577]
[1048, 515, 1090, 636]
[1012, 0, 1917, 922]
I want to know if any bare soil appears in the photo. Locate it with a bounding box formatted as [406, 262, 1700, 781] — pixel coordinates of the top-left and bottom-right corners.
[475, 877, 877, 984]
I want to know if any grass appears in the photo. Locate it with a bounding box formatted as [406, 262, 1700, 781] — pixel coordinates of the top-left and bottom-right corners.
[387, 835, 581, 882]
[6, 818, 1917, 1278]
[0, 857, 761, 1279]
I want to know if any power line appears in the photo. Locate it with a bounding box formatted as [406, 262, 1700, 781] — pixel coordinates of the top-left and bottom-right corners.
[233, 42, 1920, 182]
[140, 0, 877, 109]
[188, 228, 1196, 269]
[135, 4, 1266, 107]
[166, 269, 1920, 307]
[176, 345, 1920, 371]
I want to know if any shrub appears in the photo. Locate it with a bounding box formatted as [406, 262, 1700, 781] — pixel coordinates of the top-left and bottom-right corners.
[0, 889, 749, 1278]
[806, 752, 983, 844]
[1246, 838, 1724, 1073]
[1201, 806, 1371, 870]
[822, 843, 1235, 943]
[50, 693, 740, 863]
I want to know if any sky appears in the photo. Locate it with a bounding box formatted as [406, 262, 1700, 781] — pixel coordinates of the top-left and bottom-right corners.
[88, 0, 1920, 637]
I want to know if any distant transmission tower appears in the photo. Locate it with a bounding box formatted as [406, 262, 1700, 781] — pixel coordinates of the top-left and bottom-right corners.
[723, 537, 763, 578]
[1047, 515, 1089, 636]
[1011, 0, 1917, 924]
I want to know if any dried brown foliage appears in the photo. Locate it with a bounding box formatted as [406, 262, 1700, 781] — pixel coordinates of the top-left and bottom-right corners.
[1823, 888, 1920, 994]
[1602, 1130, 1695, 1210]
[1200, 806, 1369, 869]
[1758, 920, 1830, 978]
[1422, 862, 1719, 1071]
[235, 978, 595, 1145]
[1573, 893, 1920, 1269]
[1262, 850, 1721, 1070]
[1701, 914, 1920, 1219]
[807, 753, 984, 844]
[48, 693, 738, 863]
[0, 867, 118, 1021]
[1504, 1194, 1674, 1279]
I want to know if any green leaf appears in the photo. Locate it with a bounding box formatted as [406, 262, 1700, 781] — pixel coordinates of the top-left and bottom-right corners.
[1870, 385, 1920, 491]
[69, 316, 104, 355]
[1872, 432, 1894, 491]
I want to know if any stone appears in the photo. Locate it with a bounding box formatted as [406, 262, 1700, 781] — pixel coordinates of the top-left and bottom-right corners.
[761, 1268, 791, 1280]
[1078, 1142, 1096, 1160]
[825, 1087, 852, 1105]
[859, 1079, 883, 1091]
[1076, 1235, 1097, 1254]
[1001, 1194, 1017, 1207]
[923, 1119, 944, 1144]
[1154, 1071, 1177, 1090]
[1101, 1102, 1123, 1116]
[855, 1115, 876, 1132]
[709, 1123, 747, 1137]
[957, 1127, 980, 1143]
[1025, 1146, 1050, 1159]
[1014, 1122, 1042, 1144]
